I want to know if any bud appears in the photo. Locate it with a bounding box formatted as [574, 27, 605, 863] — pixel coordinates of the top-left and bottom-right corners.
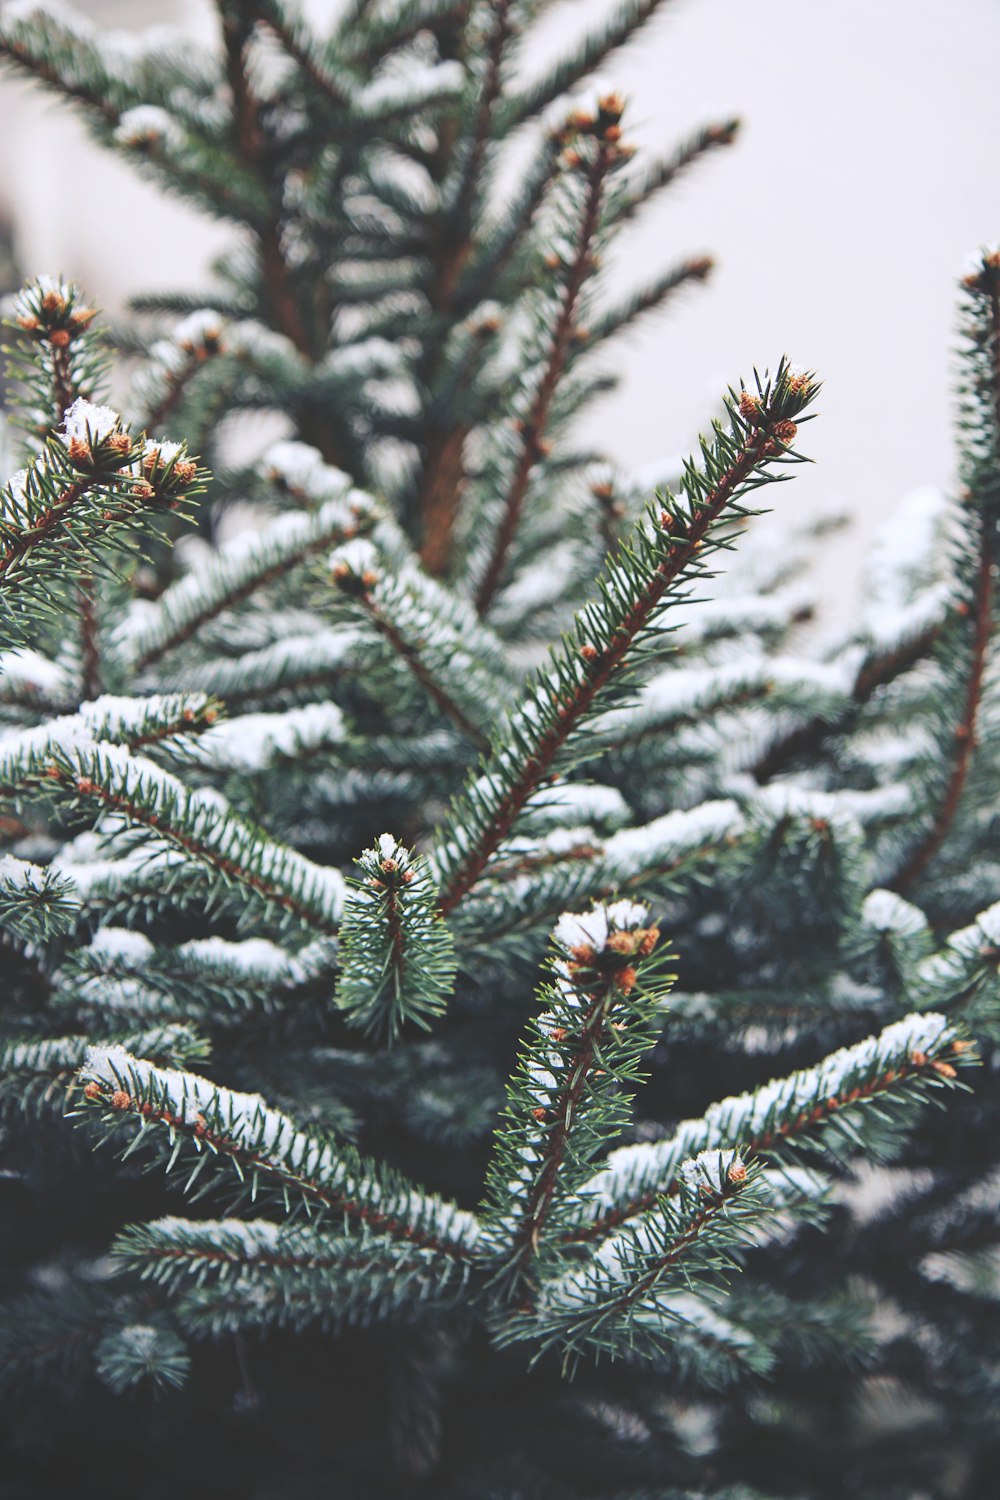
[83, 1081, 102, 1100]
[110, 1089, 131, 1111]
[727, 1159, 748, 1184]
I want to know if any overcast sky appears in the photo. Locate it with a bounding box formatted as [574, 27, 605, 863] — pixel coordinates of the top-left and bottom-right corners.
[2, 0, 998, 611]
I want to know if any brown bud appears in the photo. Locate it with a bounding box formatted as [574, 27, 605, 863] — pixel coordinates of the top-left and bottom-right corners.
[543, 252, 562, 271]
[580, 643, 598, 661]
[772, 419, 798, 446]
[597, 92, 625, 124]
[331, 562, 351, 583]
[68, 436, 92, 464]
[932, 1060, 957, 1078]
[17, 314, 39, 332]
[110, 1089, 131, 1111]
[41, 289, 65, 314]
[617, 966, 637, 994]
[549, 1027, 568, 1042]
[739, 390, 761, 419]
[70, 306, 97, 329]
[911, 1050, 928, 1068]
[106, 431, 132, 455]
[727, 1160, 748, 1184]
[48, 328, 71, 347]
[637, 926, 660, 957]
[531, 1107, 547, 1121]
[172, 458, 198, 486]
[607, 931, 637, 955]
[402, 869, 415, 885]
[568, 943, 597, 965]
[193, 1115, 209, 1136]
[381, 858, 398, 874]
[83, 1081, 102, 1100]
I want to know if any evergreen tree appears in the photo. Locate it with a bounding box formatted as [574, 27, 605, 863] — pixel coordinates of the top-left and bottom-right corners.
[0, 3, 995, 1498]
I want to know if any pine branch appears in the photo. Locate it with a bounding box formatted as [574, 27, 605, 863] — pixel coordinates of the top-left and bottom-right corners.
[480, 900, 668, 1296]
[117, 485, 371, 673]
[78, 1045, 479, 1260]
[475, 102, 627, 614]
[564, 1012, 974, 1245]
[115, 1216, 469, 1335]
[502, 1148, 765, 1370]
[330, 534, 510, 746]
[893, 252, 1000, 888]
[498, 0, 675, 129]
[336, 835, 457, 1042]
[435, 363, 817, 915]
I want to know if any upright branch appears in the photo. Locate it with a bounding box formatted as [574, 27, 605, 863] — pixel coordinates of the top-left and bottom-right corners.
[481, 901, 668, 1298]
[436, 363, 818, 915]
[336, 835, 457, 1043]
[893, 251, 1000, 889]
[474, 96, 628, 615]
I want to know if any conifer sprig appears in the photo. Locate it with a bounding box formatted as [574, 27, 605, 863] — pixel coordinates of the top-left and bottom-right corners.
[474, 94, 631, 615]
[892, 249, 1000, 888]
[77, 1045, 479, 1261]
[565, 1012, 973, 1246]
[436, 362, 818, 914]
[336, 834, 458, 1043]
[481, 900, 670, 1295]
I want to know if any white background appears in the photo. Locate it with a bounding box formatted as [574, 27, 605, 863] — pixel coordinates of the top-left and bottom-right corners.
[2, 0, 999, 610]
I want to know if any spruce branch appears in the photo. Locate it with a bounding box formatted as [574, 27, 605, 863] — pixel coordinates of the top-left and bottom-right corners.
[498, 0, 674, 130]
[503, 1148, 765, 1370]
[617, 119, 741, 221]
[0, 398, 201, 634]
[117, 485, 372, 673]
[115, 1216, 468, 1335]
[475, 99, 629, 615]
[565, 1011, 974, 1246]
[0, 852, 79, 943]
[329, 535, 510, 746]
[480, 900, 669, 1296]
[892, 251, 1000, 888]
[336, 834, 457, 1043]
[0, 1023, 207, 1118]
[78, 1045, 479, 1261]
[43, 742, 346, 937]
[436, 363, 818, 915]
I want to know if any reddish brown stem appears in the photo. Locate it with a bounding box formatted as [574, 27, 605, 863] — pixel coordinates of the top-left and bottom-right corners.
[133, 518, 359, 671]
[78, 575, 102, 701]
[353, 586, 489, 748]
[93, 1085, 469, 1260]
[508, 979, 618, 1282]
[474, 143, 612, 616]
[416, 2, 511, 573]
[892, 276, 1000, 888]
[563, 1049, 961, 1246]
[441, 424, 779, 916]
[63, 771, 339, 937]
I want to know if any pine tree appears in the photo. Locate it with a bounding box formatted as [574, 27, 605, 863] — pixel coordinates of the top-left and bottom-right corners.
[0, 4, 995, 1498]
